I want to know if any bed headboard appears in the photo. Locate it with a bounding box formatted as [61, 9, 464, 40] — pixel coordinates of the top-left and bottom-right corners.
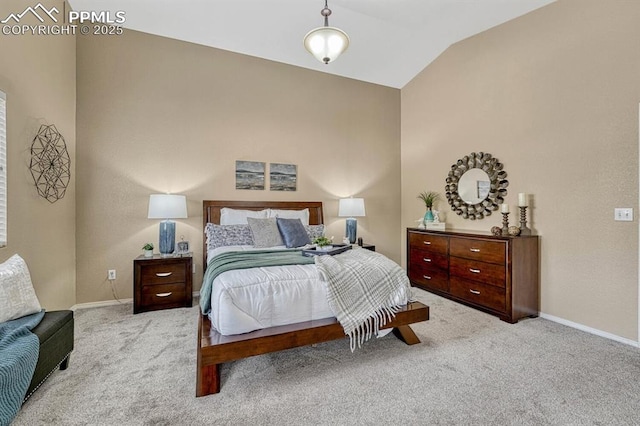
[202, 200, 324, 267]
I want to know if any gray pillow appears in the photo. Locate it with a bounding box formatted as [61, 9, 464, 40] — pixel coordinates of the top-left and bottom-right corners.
[247, 217, 284, 248]
[276, 218, 311, 248]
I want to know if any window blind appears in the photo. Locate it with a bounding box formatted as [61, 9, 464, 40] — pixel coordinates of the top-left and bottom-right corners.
[0, 91, 6, 246]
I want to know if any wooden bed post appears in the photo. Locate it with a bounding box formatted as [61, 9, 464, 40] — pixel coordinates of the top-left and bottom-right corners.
[197, 313, 220, 396]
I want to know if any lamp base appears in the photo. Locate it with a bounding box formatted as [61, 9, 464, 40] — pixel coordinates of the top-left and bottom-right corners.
[159, 220, 176, 256]
[345, 218, 357, 244]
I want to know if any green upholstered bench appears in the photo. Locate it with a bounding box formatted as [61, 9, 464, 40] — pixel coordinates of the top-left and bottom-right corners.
[23, 310, 74, 402]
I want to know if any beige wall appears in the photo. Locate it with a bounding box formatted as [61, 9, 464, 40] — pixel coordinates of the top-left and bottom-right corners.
[75, 30, 401, 303]
[0, 1, 76, 310]
[401, 0, 639, 340]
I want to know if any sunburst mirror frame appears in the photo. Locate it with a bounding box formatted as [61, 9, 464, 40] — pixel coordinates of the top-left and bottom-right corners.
[445, 151, 508, 220]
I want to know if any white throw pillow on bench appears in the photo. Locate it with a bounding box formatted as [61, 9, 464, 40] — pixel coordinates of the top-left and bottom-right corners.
[0, 254, 42, 323]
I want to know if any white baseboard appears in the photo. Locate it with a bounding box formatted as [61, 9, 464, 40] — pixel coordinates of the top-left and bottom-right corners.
[539, 312, 640, 348]
[71, 298, 133, 311]
[71, 291, 201, 311]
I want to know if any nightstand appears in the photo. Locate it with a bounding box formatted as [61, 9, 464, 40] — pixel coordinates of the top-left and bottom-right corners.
[361, 244, 375, 252]
[133, 254, 193, 314]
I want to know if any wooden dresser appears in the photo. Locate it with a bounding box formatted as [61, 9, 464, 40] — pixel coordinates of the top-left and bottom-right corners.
[407, 228, 538, 323]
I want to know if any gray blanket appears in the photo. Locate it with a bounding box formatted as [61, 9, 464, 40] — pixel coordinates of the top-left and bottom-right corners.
[0, 310, 44, 426]
[315, 248, 412, 351]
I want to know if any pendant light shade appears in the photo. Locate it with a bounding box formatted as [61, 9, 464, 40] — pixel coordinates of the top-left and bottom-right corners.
[303, 1, 349, 64]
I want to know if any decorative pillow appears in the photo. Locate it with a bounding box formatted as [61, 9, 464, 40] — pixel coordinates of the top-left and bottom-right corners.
[0, 254, 42, 323]
[220, 208, 268, 225]
[276, 218, 311, 248]
[247, 217, 284, 248]
[204, 223, 254, 250]
[268, 208, 310, 226]
[304, 224, 325, 240]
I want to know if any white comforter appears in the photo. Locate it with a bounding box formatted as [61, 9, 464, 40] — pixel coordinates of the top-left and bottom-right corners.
[206, 246, 334, 335]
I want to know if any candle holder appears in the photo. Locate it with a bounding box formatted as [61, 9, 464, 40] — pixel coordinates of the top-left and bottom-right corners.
[501, 212, 510, 236]
[519, 206, 531, 236]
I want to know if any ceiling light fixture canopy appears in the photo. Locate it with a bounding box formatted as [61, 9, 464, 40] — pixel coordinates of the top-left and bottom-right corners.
[303, 0, 349, 65]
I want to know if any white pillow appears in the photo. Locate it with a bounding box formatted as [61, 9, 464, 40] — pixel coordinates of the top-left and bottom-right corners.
[0, 254, 42, 323]
[220, 208, 268, 225]
[268, 208, 310, 226]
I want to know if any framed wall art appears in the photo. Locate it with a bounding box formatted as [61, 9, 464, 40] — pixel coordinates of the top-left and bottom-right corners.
[235, 160, 265, 190]
[269, 163, 297, 191]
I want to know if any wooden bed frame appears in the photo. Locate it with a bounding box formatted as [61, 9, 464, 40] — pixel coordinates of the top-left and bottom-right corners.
[196, 200, 430, 396]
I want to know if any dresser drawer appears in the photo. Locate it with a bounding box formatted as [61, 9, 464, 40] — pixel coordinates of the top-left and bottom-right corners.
[449, 237, 506, 265]
[450, 276, 506, 313]
[141, 283, 187, 306]
[409, 249, 449, 271]
[408, 232, 448, 255]
[140, 262, 187, 286]
[408, 264, 449, 293]
[449, 257, 505, 288]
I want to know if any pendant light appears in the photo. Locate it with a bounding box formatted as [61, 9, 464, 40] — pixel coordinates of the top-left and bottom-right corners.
[303, 0, 350, 64]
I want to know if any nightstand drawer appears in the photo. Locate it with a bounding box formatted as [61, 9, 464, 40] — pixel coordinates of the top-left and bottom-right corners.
[140, 262, 187, 286]
[141, 283, 187, 306]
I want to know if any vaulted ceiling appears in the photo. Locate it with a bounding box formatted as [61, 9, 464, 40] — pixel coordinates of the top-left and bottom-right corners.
[68, 0, 555, 88]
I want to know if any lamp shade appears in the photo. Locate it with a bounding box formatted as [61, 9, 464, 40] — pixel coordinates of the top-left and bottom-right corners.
[338, 198, 365, 217]
[147, 194, 188, 219]
[304, 26, 350, 64]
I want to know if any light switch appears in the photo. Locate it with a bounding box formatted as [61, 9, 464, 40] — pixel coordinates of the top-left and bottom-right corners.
[614, 208, 633, 222]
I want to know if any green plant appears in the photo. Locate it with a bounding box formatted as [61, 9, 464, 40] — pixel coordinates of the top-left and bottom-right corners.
[417, 191, 441, 208]
[142, 243, 154, 250]
[312, 236, 332, 247]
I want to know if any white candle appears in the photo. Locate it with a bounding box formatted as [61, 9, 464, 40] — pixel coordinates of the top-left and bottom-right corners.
[501, 204, 509, 213]
[518, 193, 528, 207]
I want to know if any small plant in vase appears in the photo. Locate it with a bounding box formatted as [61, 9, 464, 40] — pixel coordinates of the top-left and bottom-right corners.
[142, 243, 154, 258]
[417, 191, 441, 224]
[312, 236, 333, 251]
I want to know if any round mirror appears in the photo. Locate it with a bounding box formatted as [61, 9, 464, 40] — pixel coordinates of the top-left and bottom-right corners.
[445, 152, 508, 220]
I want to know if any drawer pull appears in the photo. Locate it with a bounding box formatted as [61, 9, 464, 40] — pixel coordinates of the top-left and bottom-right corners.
[469, 248, 481, 253]
[156, 292, 172, 297]
[155, 272, 172, 277]
[469, 289, 481, 295]
[422, 275, 432, 280]
[469, 268, 481, 274]
[423, 241, 431, 245]
[423, 258, 432, 263]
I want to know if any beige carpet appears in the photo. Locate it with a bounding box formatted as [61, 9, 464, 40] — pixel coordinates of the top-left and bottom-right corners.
[14, 289, 640, 425]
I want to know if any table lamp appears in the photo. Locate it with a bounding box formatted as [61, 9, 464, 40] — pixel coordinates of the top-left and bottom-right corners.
[338, 198, 365, 244]
[147, 194, 188, 256]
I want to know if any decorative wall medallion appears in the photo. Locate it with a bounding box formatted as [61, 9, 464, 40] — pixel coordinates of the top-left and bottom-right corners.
[445, 151, 508, 220]
[29, 124, 71, 203]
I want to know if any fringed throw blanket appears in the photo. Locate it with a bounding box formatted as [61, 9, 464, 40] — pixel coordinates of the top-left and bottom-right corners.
[314, 248, 412, 351]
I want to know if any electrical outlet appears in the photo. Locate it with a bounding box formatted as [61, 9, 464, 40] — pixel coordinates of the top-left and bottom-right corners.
[108, 269, 116, 280]
[614, 208, 633, 222]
